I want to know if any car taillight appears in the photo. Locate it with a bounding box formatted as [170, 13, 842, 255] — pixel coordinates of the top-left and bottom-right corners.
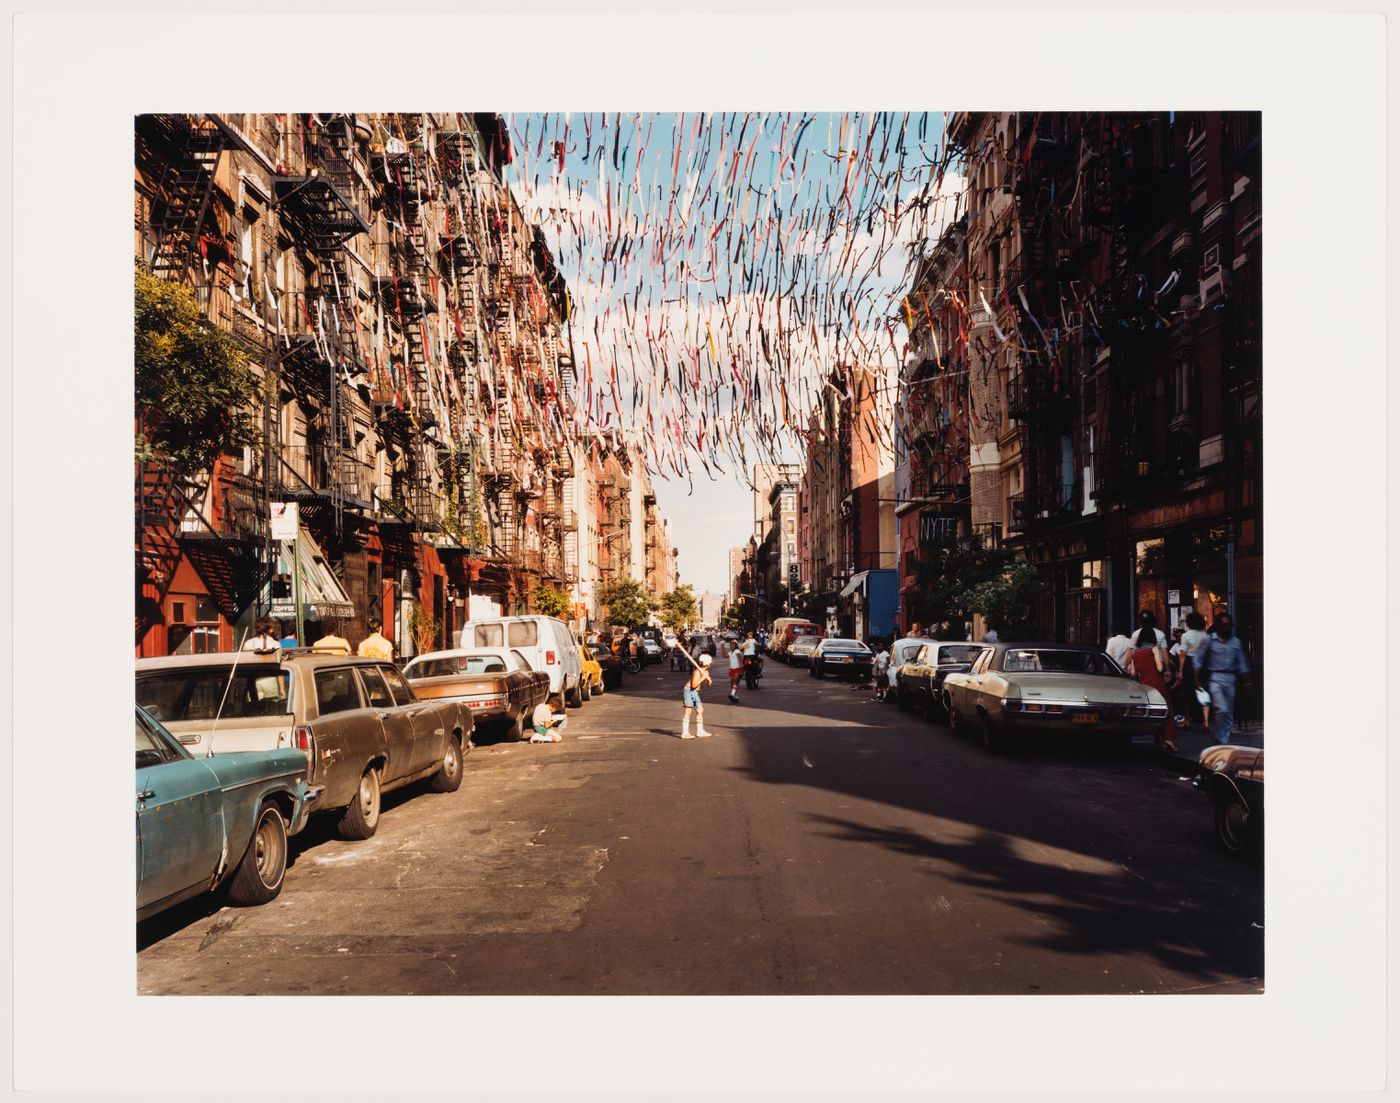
[1023, 702, 1044, 713]
[1003, 699, 1022, 713]
[1044, 704, 1064, 714]
[294, 725, 317, 781]
[546, 650, 556, 665]
[1108, 705, 1128, 717]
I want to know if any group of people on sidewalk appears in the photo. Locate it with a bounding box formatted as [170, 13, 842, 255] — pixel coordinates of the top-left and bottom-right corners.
[241, 617, 394, 660]
[1107, 609, 1252, 750]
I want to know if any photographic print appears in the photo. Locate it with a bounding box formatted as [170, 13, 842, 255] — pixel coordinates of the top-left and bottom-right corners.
[133, 109, 1263, 997]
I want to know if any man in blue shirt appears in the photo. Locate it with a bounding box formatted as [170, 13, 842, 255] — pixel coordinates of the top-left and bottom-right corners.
[1194, 613, 1252, 743]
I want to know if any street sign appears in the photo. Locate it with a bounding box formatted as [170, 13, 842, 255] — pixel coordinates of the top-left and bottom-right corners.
[270, 502, 299, 541]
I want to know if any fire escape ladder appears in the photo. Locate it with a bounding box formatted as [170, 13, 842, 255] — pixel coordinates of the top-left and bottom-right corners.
[149, 122, 226, 279]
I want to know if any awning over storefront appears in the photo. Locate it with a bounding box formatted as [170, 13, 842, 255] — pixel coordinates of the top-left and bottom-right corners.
[265, 526, 354, 622]
[840, 571, 870, 599]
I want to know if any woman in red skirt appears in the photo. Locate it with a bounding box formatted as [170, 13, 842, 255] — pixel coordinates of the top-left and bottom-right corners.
[1127, 611, 1178, 752]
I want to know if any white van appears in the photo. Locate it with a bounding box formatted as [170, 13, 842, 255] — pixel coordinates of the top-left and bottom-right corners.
[458, 615, 586, 708]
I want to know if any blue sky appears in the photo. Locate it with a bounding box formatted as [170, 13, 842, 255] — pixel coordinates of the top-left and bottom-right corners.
[503, 112, 957, 594]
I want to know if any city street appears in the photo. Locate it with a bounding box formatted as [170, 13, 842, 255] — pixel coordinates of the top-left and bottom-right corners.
[138, 660, 1264, 996]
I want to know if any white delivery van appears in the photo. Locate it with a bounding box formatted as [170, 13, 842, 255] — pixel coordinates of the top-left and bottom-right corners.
[459, 615, 586, 708]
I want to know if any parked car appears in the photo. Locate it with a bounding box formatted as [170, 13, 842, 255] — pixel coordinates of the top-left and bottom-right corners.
[578, 642, 605, 697]
[687, 633, 718, 657]
[788, 635, 822, 669]
[774, 620, 823, 661]
[942, 642, 1169, 752]
[136, 652, 471, 840]
[403, 647, 551, 740]
[896, 641, 985, 716]
[661, 629, 679, 652]
[136, 704, 316, 921]
[1196, 744, 1264, 857]
[588, 641, 625, 689]
[639, 637, 663, 663]
[810, 637, 874, 680]
[460, 615, 586, 708]
[888, 636, 937, 699]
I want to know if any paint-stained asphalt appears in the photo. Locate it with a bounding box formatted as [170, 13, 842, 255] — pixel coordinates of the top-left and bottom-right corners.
[137, 659, 1264, 995]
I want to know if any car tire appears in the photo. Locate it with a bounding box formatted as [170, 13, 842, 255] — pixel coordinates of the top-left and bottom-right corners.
[581, 678, 592, 703]
[566, 681, 584, 708]
[1213, 790, 1257, 856]
[225, 801, 288, 906]
[501, 709, 527, 742]
[430, 734, 465, 793]
[979, 711, 1006, 753]
[337, 767, 382, 840]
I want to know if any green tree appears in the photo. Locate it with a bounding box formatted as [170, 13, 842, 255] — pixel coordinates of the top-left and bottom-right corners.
[792, 588, 839, 626]
[959, 560, 1046, 641]
[135, 264, 263, 477]
[532, 585, 573, 620]
[598, 577, 656, 628]
[905, 539, 1018, 634]
[658, 584, 698, 630]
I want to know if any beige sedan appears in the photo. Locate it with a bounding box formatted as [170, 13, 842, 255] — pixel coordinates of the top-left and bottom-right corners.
[942, 642, 1168, 752]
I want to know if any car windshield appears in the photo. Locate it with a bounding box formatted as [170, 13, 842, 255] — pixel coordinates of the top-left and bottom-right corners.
[936, 645, 984, 665]
[137, 667, 292, 722]
[823, 639, 867, 651]
[1000, 649, 1123, 675]
[409, 655, 508, 678]
[792, 625, 818, 635]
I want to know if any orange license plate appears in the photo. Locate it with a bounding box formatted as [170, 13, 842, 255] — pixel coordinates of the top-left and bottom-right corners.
[1071, 712, 1101, 725]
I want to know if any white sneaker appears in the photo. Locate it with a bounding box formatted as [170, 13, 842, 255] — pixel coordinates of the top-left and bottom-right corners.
[680, 732, 696, 740]
[696, 728, 712, 738]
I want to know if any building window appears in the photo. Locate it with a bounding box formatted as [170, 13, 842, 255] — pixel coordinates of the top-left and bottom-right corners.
[168, 594, 220, 655]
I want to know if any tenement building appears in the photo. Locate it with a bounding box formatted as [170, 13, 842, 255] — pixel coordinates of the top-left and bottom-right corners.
[943, 111, 1261, 708]
[135, 113, 585, 657]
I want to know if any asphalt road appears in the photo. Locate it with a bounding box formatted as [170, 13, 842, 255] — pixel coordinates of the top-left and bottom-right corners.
[137, 658, 1264, 995]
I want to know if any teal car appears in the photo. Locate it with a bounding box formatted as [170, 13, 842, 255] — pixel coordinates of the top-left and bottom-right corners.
[136, 705, 317, 921]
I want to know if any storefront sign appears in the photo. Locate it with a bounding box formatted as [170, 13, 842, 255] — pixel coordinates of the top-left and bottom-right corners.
[918, 510, 959, 546]
[1167, 589, 1181, 605]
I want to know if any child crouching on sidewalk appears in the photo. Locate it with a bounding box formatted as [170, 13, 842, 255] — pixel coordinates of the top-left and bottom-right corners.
[530, 701, 568, 743]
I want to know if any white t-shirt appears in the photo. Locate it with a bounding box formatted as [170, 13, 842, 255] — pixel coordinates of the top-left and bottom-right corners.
[532, 703, 555, 728]
[1105, 635, 1134, 668]
[242, 634, 280, 653]
[729, 649, 742, 670]
[875, 650, 891, 673]
[742, 639, 757, 656]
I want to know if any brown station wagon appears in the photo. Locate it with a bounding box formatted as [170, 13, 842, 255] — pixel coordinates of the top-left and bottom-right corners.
[135, 651, 472, 840]
[403, 647, 551, 741]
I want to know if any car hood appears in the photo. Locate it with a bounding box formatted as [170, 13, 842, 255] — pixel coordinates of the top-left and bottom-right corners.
[1004, 673, 1161, 703]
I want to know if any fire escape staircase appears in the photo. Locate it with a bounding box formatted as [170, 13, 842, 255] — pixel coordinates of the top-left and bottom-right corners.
[136, 465, 264, 641]
[148, 121, 227, 280]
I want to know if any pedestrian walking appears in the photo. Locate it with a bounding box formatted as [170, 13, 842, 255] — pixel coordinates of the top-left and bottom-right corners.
[242, 619, 281, 654]
[727, 639, 742, 702]
[1193, 613, 1251, 744]
[873, 640, 892, 702]
[680, 653, 713, 739]
[356, 618, 394, 661]
[311, 618, 351, 654]
[1127, 611, 1178, 752]
[277, 621, 299, 649]
[1105, 624, 1134, 670]
[1177, 611, 1211, 729]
